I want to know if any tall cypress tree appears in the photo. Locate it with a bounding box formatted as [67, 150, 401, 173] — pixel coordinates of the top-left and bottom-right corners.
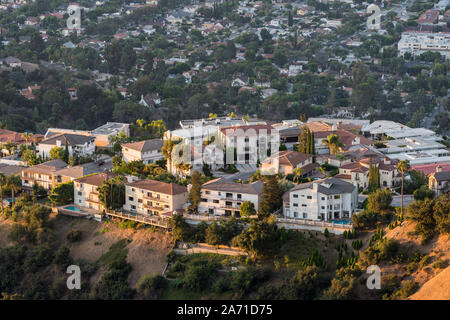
[259, 175, 281, 218]
[368, 159, 380, 193]
[311, 131, 316, 162]
[297, 127, 309, 153]
[189, 170, 202, 213]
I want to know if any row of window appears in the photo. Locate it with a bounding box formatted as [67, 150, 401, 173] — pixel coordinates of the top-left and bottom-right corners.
[292, 194, 341, 200]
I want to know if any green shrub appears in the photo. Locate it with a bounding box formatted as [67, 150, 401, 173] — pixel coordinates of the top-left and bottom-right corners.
[136, 274, 168, 299]
[212, 276, 230, 294]
[53, 246, 73, 272]
[432, 259, 447, 269]
[419, 255, 432, 268]
[230, 267, 271, 298]
[391, 280, 418, 299]
[66, 230, 82, 243]
[170, 261, 185, 273]
[406, 262, 417, 274]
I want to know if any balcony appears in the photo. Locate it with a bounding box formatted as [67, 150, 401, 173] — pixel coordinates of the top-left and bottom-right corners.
[86, 197, 100, 204]
[143, 203, 165, 211]
[142, 193, 168, 203]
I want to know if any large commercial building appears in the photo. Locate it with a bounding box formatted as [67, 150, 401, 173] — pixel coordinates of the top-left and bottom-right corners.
[398, 32, 450, 59]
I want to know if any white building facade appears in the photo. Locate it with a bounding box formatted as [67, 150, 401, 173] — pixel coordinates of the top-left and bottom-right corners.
[283, 178, 358, 221]
[198, 178, 263, 216]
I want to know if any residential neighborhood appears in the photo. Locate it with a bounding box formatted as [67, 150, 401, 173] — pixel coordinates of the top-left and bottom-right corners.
[0, 0, 448, 304]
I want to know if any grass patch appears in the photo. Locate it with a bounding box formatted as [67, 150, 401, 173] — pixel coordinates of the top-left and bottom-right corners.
[98, 239, 130, 266]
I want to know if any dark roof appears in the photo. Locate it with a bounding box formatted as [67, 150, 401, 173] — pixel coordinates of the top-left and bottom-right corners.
[40, 133, 94, 146]
[278, 127, 302, 137]
[74, 172, 117, 186]
[122, 139, 163, 153]
[287, 177, 355, 196]
[127, 179, 187, 195]
[24, 159, 67, 174]
[201, 178, 263, 194]
[433, 171, 450, 182]
[0, 164, 27, 176]
[54, 163, 107, 179]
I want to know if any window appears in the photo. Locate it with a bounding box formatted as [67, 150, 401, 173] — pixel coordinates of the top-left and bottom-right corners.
[132, 188, 135, 192]
[205, 191, 210, 194]
[302, 204, 307, 207]
[138, 199, 142, 203]
[226, 193, 232, 198]
[307, 196, 312, 199]
[293, 194, 298, 198]
[303, 213, 307, 219]
[293, 203, 298, 207]
[334, 195, 340, 199]
[128, 196, 134, 201]
[78, 192, 82, 196]
[294, 212, 298, 218]
[213, 200, 219, 204]
[321, 197, 325, 200]
[131, 205, 136, 210]
[237, 194, 242, 199]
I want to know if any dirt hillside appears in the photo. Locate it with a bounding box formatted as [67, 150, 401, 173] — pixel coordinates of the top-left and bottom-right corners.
[409, 266, 450, 300]
[383, 220, 450, 300]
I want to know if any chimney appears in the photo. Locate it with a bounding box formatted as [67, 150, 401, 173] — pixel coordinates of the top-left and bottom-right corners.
[436, 165, 442, 173]
[312, 182, 318, 191]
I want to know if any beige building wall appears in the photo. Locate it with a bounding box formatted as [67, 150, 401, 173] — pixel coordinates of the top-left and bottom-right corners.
[123, 185, 188, 215]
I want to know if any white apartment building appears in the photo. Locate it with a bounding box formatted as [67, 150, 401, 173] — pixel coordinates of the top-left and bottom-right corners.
[38, 133, 95, 158]
[74, 172, 117, 211]
[219, 124, 279, 165]
[198, 178, 263, 217]
[378, 136, 450, 165]
[121, 139, 164, 164]
[123, 179, 188, 216]
[398, 32, 450, 59]
[283, 177, 358, 221]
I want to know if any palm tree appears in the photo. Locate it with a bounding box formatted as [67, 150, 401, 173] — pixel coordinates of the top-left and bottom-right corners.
[397, 160, 410, 216]
[321, 134, 342, 155]
[136, 119, 146, 128]
[22, 132, 33, 145]
[162, 138, 179, 173]
[293, 167, 303, 184]
[150, 120, 166, 137]
[6, 175, 21, 205]
[0, 173, 6, 212]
